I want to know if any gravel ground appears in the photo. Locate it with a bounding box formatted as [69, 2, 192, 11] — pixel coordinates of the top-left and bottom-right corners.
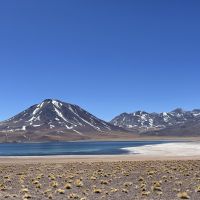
[0, 160, 200, 200]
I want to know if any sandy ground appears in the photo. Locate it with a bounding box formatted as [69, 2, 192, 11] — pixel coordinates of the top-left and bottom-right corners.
[1, 154, 200, 164]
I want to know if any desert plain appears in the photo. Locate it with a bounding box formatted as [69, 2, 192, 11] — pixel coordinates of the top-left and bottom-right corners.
[0, 153, 200, 200]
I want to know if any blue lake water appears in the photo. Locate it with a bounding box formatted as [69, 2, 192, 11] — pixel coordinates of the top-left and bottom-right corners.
[0, 141, 178, 156]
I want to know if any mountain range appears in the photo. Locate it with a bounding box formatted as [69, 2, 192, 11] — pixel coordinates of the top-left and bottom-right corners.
[0, 99, 200, 142]
[110, 109, 200, 135]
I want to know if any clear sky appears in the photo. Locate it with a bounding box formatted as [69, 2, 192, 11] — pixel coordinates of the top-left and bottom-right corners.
[0, 0, 200, 121]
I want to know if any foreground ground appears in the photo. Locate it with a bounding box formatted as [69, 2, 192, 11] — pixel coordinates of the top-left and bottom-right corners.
[0, 158, 200, 200]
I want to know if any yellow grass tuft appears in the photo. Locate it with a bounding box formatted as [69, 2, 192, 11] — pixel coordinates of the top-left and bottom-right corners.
[177, 192, 190, 199]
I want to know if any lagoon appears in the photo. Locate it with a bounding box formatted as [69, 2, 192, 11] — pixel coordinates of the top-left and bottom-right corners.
[0, 140, 177, 156]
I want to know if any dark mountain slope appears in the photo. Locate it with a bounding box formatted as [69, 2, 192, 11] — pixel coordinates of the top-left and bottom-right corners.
[0, 99, 128, 142]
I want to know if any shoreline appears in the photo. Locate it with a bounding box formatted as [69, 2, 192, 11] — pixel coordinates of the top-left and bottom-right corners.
[0, 136, 200, 143]
[0, 154, 200, 164]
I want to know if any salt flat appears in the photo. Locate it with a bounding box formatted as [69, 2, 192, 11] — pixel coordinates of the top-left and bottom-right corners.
[122, 142, 200, 156]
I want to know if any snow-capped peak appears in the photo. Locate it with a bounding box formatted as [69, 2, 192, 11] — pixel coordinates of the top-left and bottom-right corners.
[0, 99, 121, 135]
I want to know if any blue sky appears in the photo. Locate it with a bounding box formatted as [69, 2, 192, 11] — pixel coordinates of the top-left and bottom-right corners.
[0, 0, 200, 121]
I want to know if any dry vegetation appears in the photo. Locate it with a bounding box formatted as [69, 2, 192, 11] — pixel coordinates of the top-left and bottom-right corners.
[0, 160, 200, 199]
